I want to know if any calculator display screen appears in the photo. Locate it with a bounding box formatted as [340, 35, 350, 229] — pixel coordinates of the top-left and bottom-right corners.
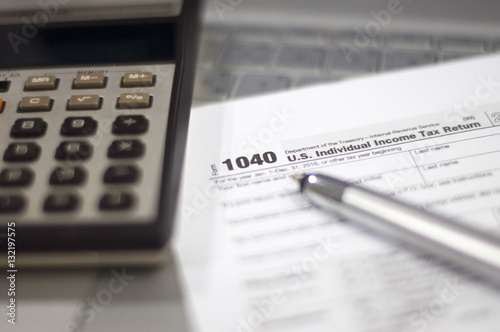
[0, 21, 177, 69]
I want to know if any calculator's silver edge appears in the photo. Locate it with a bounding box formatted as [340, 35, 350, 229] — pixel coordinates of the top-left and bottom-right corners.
[0, 245, 172, 268]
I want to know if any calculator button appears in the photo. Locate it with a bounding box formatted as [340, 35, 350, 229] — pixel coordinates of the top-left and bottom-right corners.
[122, 72, 154, 87]
[19, 96, 53, 112]
[0, 168, 33, 187]
[73, 74, 106, 89]
[104, 166, 139, 184]
[55, 141, 93, 162]
[61, 117, 97, 136]
[0, 81, 11, 93]
[112, 115, 149, 135]
[108, 140, 144, 159]
[49, 167, 86, 185]
[25, 75, 57, 91]
[99, 192, 133, 210]
[117, 93, 151, 109]
[4, 143, 41, 162]
[44, 194, 79, 212]
[0, 195, 25, 213]
[67, 95, 101, 110]
[0, 98, 4, 114]
[10, 118, 47, 138]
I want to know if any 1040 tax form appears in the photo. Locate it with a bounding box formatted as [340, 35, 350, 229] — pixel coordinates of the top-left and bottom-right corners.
[176, 54, 500, 332]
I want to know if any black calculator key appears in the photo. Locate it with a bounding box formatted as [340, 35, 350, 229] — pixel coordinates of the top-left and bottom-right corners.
[0, 80, 11, 93]
[55, 141, 93, 162]
[61, 117, 97, 136]
[0, 195, 25, 213]
[0, 168, 33, 187]
[112, 115, 149, 135]
[4, 143, 41, 162]
[44, 194, 78, 212]
[104, 166, 139, 184]
[108, 140, 144, 159]
[99, 192, 133, 210]
[11, 118, 47, 138]
[49, 167, 86, 185]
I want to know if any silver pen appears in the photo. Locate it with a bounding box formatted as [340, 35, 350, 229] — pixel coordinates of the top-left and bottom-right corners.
[298, 173, 500, 282]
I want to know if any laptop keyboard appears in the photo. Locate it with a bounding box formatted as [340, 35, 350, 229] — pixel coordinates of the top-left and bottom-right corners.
[193, 26, 500, 103]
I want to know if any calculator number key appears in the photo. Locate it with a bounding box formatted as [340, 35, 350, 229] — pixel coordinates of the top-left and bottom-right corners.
[11, 118, 47, 138]
[117, 93, 151, 109]
[0, 195, 25, 213]
[44, 194, 79, 212]
[3, 143, 41, 162]
[49, 167, 86, 185]
[99, 192, 134, 210]
[55, 141, 93, 162]
[0, 168, 33, 187]
[25, 75, 58, 91]
[112, 115, 149, 135]
[61, 117, 97, 136]
[19, 96, 53, 113]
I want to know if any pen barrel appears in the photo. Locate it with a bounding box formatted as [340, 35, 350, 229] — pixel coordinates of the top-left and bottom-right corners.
[302, 174, 500, 282]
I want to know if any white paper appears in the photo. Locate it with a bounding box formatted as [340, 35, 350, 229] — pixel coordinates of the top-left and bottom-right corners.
[175, 54, 500, 332]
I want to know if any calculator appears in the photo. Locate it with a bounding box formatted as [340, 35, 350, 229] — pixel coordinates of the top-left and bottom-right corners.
[0, 0, 199, 266]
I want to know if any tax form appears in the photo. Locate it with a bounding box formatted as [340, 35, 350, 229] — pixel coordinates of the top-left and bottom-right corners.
[175, 54, 500, 332]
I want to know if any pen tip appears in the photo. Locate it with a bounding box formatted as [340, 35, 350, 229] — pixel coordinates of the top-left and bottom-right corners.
[292, 174, 307, 190]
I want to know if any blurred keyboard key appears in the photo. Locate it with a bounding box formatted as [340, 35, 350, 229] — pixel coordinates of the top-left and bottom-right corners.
[233, 28, 280, 43]
[442, 52, 481, 61]
[493, 41, 500, 52]
[219, 42, 273, 69]
[384, 51, 435, 70]
[282, 28, 329, 45]
[385, 35, 434, 50]
[235, 74, 290, 97]
[331, 31, 381, 48]
[201, 28, 228, 41]
[275, 46, 326, 72]
[295, 76, 339, 88]
[198, 41, 223, 67]
[439, 38, 486, 53]
[194, 72, 235, 100]
[330, 48, 379, 73]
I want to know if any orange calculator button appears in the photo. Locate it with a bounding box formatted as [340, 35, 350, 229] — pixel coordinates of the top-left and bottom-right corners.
[0, 98, 3, 113]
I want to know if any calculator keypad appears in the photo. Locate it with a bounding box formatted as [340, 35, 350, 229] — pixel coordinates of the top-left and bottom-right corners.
[0, 65, 174, 224]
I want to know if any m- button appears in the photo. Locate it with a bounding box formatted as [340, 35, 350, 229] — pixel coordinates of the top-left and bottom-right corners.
[25, 75, 58, 91]
[73, 74, 106, 89]
[122, 72, 155, 87]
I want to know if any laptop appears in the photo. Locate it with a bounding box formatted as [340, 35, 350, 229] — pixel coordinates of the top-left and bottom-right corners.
[193, 0, 500, 103]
